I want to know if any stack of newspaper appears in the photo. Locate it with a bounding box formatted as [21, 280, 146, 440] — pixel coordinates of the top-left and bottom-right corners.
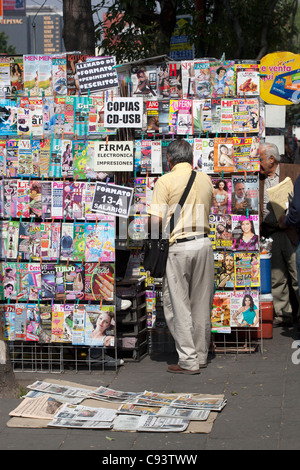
[9, 381, 227, 432]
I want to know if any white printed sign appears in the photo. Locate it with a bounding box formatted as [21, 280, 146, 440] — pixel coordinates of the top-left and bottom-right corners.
[104, 97, 143, 128]
[93, 141, 134, 172]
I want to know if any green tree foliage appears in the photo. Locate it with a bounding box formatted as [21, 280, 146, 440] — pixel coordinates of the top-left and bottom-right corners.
[94, 0, 299, 63]
[0, 32, 16, 55]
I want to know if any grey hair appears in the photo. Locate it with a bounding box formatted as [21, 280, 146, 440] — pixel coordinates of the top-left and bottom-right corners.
[167, 138, 193, 166]
[260, 142, 281, 163]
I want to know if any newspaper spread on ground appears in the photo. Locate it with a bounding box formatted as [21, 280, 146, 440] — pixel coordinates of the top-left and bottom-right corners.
[137, 416, 189, 432]
[127, 391, 189, 407]
[48, 418, 113, 429]
[88, 386, 141, 402]
[117, 403, 158, 416]
[9, 395, 63, 420]
[112, 414, 141, 431]
[156, 406, 210, 421]
[170, 396, 227, 411]
[47, 402, 117, 429]
[27, 381, 91, 400]
[23, 389, 84, 405]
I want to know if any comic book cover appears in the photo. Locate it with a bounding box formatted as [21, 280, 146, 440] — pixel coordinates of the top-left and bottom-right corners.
[73, 222, 86, 262]
[231, 174, 259, 215]
[213, 137, 234, 173]
[63, 304, 74, 343]
[15, 303, 27, 340]
[231, 214, 260, 252]
[169, 62, 182, 99]
[72, 304, 85, 345]
[60, 222, 74, 261]
[232, 98, 259, 133]
[177, 99, 193, 135]
[194, 61, 211, 99]
[211, 291, 231, 333]
[23, 54, 52, 97]
[29, 222, 41, 261]
[39, 138, 51, 177]
[51, 304, 65, 342]
[3, 304, 15, 341]
[17, 180, 30, 218]
[40, 222, 51, 260]
[0, 99, 18, 135]
[211, 177, 232, 216]
[49, 138, 63, 178]
[61, 140, 73, 178]
[168, 99, 178, 135]
[27, 263, 41, 301]
[50, 222, 61, 261]
[0, 139, 6, 176]
[3, 179, 18, 217]
[51, 181, 64, 219]
[85, 304, 115, 347]
[230, 289, 259, 328]
[39, 304, 52, 343]
[73, 140, 88, 180]
[83, 182, 97, 220]
[41, 181, 52, 220]
[4, 262, 17, 300]
[211, 98, 221, 134]
[29, 180, 42, 218]
[6, 139, 18, 176]
[193, 138, 214, 173]
[18, 221, 30, 261]
[210, 61, 235, 98]
[208, 214, 232, 250]
[6, 221, 19, 260]
[52, 54, 67, 96]
[25, 303, 40, 341]
[147, 100, 159, 134]
[40, 263, 56, 300]
[235, 62, 260, 97]
[234, 252, 260, 288]
[214, 251, 235, 289]
[85, 262, 114, 302]
[131, 65, 157, 98]
[233, 136, 260, 172]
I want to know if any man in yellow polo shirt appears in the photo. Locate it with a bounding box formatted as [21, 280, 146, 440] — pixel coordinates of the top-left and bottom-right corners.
[149, 139, 214, 374]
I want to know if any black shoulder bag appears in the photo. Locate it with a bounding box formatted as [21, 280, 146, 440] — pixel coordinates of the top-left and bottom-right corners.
[143, 170, 196, 278]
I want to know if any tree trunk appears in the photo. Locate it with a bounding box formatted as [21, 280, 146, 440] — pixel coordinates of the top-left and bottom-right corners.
[0, 323, 18, 398]
[62, 0, 96, 54]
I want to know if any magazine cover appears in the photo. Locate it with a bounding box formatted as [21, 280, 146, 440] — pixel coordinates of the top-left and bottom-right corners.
[210, 61, 235, 98]
[63, 304, 73, 343]
[4, 262, 17, 300]
[192, 100, 202, 134]
[73, 222, 86, 262]
[50, 223, 61, 261]
[40, 263, 56, 300]
[63, 181, 84, 220]
[60, 222, 74, 261]
[27, 263, 41, 301]
[220, 98, 234, 133]
[133, 177, 146, 213]
[29, 222, 41, 261]
[15, 303, 27, 340]
[55, 263, 85, 302]
[29, 180, 42, 218]
[51, 181, 64, 219]
[214, 251, 235, 289]
[73, 140, 89, 180]
[211, 178, 232, 216]
[10, 56, 24, 96]
[25, 303, 40, 341]
[0, 100, 18, 135]
[213, 137, 234, 173]
[231, 174, 259, 214]
[51, 304, 65, 342]
[158, 100, 170, 134]
[232, 98, 259, 133]
[85, 221, 115, 263]
[211, 98, 221, 133]
[3, 304, 15, 341]
[18, 221, 30, 260]
[3, 179, 18, 218]
[83, 182, 97, 220]
[85, 262, 114, 302]
[181, 60, 195, 98]
[39, 138, 51, 177]
[18, 139, 33, 175]
[177, 99, 193, 135]
[42, 98, 55, 136]
[168, 99, 178, 134]
[49, 138, 63, 178]
[40, 222, 52, 260]
[61, 140, 73, 178]
[23, 54, 52, 97]
[6, 139, 18, 176]
[72, 304, 85, 345]
[87, 94, 117, 137]
[230, 289, 259, 328]
[209, 214, 232, 250]
[146, 100, 159, 134]
[85, 304, 115, 347]
[131, 65, 157, 98]
[233, 136, 260, 172]
[194, 61, 211, 98]
[39, 304, 52, 343]
[17, 261, 30, 301]
[234, 252, 260, 288]
[169, 61, 182, 99]
[235, 62, 260, 97]
[193, 138, 214, 173]
[6, 221, 19, 259]
[231, 214, 259, 251]
[211, 291, 231, 333]
[66, 53, 91, 96]
[0, 139, 6, 176]
[157, 63, 170, 98]
[52, 54, 67, 96]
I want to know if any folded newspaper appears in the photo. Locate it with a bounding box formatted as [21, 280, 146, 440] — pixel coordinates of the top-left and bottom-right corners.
[266, 177, 294, 220]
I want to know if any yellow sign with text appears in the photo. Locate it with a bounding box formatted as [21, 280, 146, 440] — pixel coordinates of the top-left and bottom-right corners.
[260, 51, 300, 105]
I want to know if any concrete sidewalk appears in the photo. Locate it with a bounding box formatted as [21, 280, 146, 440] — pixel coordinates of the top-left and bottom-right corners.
[1, 324, 300, 451]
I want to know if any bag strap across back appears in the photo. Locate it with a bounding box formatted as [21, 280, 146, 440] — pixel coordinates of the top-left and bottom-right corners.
[166, 170, 196, 237]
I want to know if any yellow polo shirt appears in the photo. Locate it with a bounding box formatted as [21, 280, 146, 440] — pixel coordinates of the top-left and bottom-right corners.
[148, 163, 213, 245]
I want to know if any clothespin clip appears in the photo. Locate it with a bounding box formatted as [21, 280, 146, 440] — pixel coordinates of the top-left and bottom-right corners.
[225, 133, 228, 142]
[106, 135, 109, 145]
[246, 208, 249, 219]
[221, 170, 224, 179]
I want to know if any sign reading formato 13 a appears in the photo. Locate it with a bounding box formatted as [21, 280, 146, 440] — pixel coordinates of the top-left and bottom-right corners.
[93, 141, 134, 172]
[104, 97, 143, 128]
[92, 182, 134, 218]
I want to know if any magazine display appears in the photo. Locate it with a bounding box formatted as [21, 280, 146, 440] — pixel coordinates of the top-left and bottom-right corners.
[230, 290, 259, 328]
